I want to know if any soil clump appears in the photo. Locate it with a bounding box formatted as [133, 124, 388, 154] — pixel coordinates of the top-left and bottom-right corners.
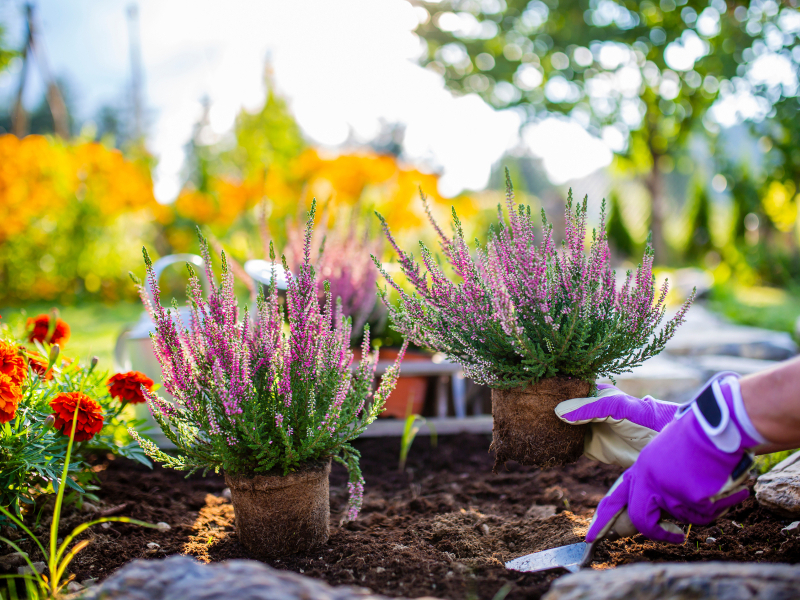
[3, 434, 799, 600]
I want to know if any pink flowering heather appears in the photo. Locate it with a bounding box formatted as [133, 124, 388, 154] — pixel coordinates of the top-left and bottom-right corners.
[128, 200, 406, 520]
[373, 173, 694, 389]
[283, 212, 381, 339]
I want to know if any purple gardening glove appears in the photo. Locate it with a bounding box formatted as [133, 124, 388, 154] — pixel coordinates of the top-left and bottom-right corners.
[555, 383, 680, 467]
[586, 372, 768, 544]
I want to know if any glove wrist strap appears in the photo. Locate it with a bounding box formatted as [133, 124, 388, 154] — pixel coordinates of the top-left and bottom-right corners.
[679, 372, 768, 452]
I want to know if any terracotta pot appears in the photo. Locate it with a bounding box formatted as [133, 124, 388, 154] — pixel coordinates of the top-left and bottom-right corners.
[224, 458, 331, 559]
[354, 347, 429, 418]
[490, 377, 591, 471]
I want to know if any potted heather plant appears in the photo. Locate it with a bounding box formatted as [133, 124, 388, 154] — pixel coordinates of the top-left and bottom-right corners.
[128, 203, 405, 559]
[374, 174, 694, 469]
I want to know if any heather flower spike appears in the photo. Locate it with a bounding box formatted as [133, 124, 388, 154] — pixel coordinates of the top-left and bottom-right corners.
[129, 199, 406, 520]
[375, 171, 694, 389]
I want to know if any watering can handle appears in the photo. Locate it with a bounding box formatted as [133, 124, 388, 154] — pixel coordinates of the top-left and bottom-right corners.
[145, 253, 211, 303]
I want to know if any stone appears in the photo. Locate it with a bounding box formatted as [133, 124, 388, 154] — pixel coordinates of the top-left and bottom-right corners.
[543, 561, 800, 600]
[17, 561, 45, 575]
[525, 504, 557, 520]
[155, 522, 171, 531]
[705, 537, 717, 544]
[67, 581, 84, 593]
[664, 305, 797, 361]
[599, 354, 704, 403]
[686, 355, 781, 379]
[0, 551, 28, 571]
[755, 450, 800, 517]
[781, 521, 799, 534]
[80, 555, 410, 600]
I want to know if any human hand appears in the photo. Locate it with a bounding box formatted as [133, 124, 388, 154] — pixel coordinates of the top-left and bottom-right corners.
[555, 384, 679, 467]
[585, 372, 766, 544]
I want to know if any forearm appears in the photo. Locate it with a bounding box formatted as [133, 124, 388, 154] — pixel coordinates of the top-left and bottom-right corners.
[740, 355, 800, 448]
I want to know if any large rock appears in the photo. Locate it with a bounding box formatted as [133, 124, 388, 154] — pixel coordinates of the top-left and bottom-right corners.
[599, 354, 704, 403]
[755, 450, 800, 517]
[78, 555, 416, 600]
[664, 305, 797, 361]
[543, 561, 800, 600]
[688, 355, 781, 379]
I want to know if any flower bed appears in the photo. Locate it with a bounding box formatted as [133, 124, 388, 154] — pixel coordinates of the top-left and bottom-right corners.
[4, 433, 797, 600]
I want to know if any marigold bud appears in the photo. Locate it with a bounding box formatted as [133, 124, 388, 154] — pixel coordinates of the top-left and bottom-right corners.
[91, 356, 99, 368]
[49, 344, 60, 363]
[43, 414, 56, 430]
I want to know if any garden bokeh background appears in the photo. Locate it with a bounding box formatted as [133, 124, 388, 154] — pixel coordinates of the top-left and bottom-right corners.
[2, 0, 800, 365]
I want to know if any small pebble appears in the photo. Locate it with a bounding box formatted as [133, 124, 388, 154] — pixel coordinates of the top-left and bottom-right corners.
[705, 537, 716, 544]
[156, 522, 171, 531]
[18, 562, 45, 575]
[66, 581, 84, 593]
[376, 567, 386, 573]
[480, 524, 490, 536]
[222, 488, 232, 500]
[756, 550, 764, 555]
[81, 578, 98, 587]
[781, 521, 800, 534]
[299, 568, 304, 573]
[147, 542, 161, 549]
[101, 522, 112, 529]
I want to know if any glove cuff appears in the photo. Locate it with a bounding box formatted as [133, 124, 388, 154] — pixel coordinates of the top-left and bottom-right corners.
[677, 372, 768, 452]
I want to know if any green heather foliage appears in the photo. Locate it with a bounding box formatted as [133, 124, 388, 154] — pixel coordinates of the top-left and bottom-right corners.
[375, 175, 695, 389]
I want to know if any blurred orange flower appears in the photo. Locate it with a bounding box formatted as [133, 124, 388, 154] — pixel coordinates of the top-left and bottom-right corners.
[26, 352, 53, 380]
[49, 392, 104, 442]
[0, 372, 21, 423]
[0, 340, 26, 384]
[107, 371, 155, 404]
[27, 314, 71, 346]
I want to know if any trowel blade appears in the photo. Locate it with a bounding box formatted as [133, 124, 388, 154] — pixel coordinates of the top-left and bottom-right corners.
[504, 542, 588, 574]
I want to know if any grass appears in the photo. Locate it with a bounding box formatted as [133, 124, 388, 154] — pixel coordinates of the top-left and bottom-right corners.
[0, 302, 143, 371]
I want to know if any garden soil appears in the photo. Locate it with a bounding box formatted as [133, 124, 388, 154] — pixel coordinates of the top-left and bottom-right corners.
[4, 434, 800, 600]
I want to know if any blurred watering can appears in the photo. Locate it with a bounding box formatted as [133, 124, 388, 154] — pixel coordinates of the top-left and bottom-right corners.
[114, 254, 210, 449]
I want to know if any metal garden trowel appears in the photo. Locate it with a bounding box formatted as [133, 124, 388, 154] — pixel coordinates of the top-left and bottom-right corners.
[505, 507, 682, 574]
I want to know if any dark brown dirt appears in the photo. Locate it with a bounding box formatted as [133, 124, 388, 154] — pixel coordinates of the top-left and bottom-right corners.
[3, 434, 800, 600]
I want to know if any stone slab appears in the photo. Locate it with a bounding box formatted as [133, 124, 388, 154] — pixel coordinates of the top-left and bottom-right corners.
[543, 561, 800, 600]
[599, 354, 704, 403]
[686, 355, 781, 379]
[664, 306, 797, 361]
[755, 450, 800, 518]
[77, 555, 415, 600]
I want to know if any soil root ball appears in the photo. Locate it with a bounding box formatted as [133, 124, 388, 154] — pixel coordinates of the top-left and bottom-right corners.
[224, 458, 331, 560]
[491, 378, 591, 471]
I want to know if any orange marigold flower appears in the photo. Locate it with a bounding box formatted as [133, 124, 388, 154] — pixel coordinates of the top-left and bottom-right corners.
[107, 371, 154, 404]
[49, 392, 104, 442]
[27, 314, 71, 346]
[0, 340, 26, 384]
[0, 372, 21, 424]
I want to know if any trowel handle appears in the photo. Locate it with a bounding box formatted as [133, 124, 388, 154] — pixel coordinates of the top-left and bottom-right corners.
[145, 254, 210, 303]
[579, 507, 682, 568]
[602, 507, 637, 541]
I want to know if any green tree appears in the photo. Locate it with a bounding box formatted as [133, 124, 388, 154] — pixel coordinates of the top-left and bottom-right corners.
[684, 180, 713, 259]
[414, 0, 797, 259]
[607, 191, 637, 256]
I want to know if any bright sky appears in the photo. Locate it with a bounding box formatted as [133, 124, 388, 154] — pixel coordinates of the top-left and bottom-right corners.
[0, 0, 613, 202]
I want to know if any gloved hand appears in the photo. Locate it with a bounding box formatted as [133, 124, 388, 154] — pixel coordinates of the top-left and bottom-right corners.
[555, 383, 679, 467]
[586, 372, 768, 544]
